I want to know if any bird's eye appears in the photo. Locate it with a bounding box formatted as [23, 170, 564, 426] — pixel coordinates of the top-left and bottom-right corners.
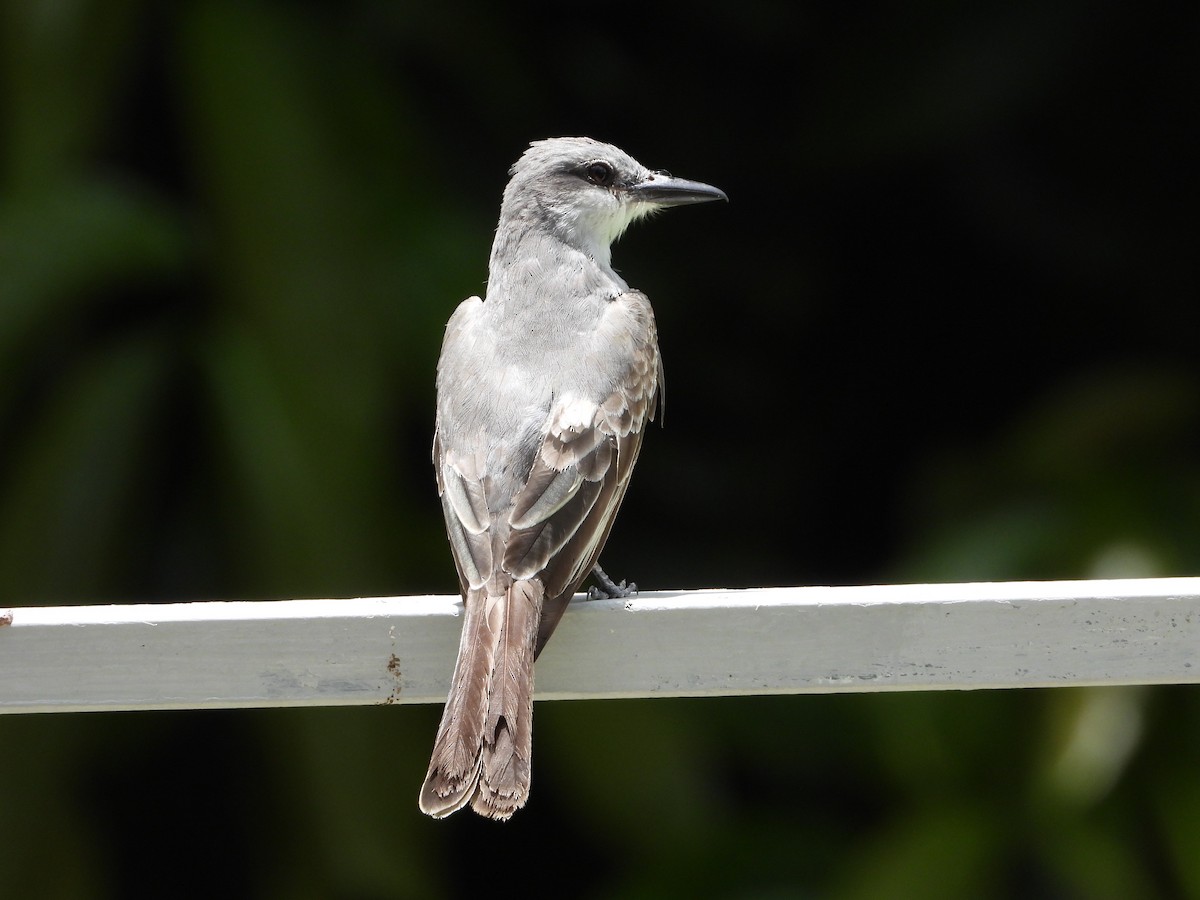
[583, 161, 615, 187]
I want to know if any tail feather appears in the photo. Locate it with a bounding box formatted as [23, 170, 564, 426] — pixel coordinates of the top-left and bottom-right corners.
[419, 580, 544, 820]
[472, 579, 542, 818]
[418, 586, 494, 818]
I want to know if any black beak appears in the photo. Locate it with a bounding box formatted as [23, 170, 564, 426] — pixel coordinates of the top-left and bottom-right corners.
[626, 172, 728, 207]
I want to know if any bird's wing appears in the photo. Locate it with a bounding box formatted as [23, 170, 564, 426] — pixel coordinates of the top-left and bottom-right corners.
[433, 296, 493, 599]
[504, 298, 661, 654]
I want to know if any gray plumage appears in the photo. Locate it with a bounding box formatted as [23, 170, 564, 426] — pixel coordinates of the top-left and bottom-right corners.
[420, 137, 726, 820]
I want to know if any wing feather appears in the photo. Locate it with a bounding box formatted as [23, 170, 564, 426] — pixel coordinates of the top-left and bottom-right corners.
[509, 466, 584, 530]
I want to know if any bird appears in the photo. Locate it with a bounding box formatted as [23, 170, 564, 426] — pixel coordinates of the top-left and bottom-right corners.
[419, 137, 726, 820]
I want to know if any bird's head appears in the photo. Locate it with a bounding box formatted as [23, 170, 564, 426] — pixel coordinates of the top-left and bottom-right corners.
[501, 137, 727, 260]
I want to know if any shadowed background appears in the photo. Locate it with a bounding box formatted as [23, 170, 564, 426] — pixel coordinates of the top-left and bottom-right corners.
[1, 0, 1197, 897]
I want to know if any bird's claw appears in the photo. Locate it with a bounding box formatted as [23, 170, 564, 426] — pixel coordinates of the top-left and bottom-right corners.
[589, 564, 638, 600]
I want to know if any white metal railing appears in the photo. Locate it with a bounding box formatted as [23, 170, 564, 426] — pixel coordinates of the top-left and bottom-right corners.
[2, 577, 1198, 715]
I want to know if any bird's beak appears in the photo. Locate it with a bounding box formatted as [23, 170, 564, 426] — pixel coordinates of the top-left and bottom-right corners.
[626, 172, 728, 207]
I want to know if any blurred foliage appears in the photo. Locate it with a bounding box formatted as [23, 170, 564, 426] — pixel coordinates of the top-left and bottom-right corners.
[0, 0, 1197, 897]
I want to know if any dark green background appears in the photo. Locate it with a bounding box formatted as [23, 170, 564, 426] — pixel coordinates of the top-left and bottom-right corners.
[1, 1, 1197, 897]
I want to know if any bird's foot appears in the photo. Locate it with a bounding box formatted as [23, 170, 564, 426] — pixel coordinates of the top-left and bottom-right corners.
[588, 564, 638, 600]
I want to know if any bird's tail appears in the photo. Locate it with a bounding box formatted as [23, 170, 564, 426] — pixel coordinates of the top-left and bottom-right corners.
[418, 579, 544, 820]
